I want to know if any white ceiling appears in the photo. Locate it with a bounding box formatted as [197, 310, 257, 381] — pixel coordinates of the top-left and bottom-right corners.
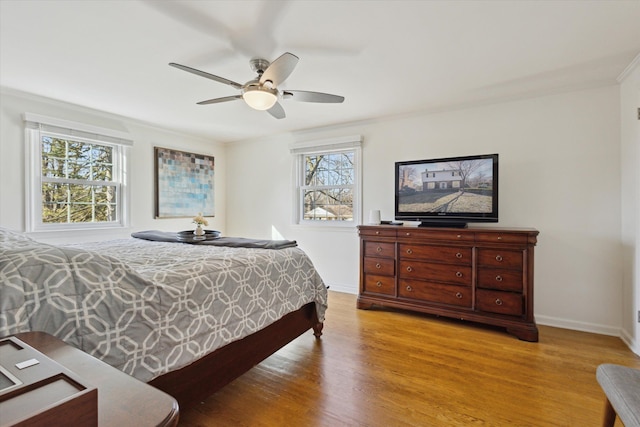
[1, 0, 639, 143]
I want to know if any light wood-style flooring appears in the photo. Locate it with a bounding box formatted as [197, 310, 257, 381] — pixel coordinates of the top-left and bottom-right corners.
[178, 291, 639, 427]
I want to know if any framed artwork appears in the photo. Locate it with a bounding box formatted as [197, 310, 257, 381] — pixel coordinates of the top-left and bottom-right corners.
[154, 147, 215, 218]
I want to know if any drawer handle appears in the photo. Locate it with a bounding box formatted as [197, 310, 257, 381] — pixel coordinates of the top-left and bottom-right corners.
[455, 292, 463, 299]
[495, 298, 503, 306]
[495, 275, 503, 282]
[457, 234, 462, 239]
[375, 263, 382, 269]
[375, 231, 380, 235]
[405, 232, 411, 236]
[406, 266, 413, 272]
[406, 285, 413, 292]
[376, 281, 382, 287]
[406, 248, 413, 255]
[497, 236, 502, 240]
[376, 246, 383, 252]
[455, 271, 463, 278]
[455, 252, 463, 259]
[495, 255, 503, 262]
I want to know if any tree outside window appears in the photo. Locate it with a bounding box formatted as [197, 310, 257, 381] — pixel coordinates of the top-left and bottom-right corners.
[40, 135, 118, 224]
[301, 151, 355, 222]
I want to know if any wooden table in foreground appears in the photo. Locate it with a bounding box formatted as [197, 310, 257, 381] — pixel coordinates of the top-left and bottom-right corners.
[13, 332, 179, 427]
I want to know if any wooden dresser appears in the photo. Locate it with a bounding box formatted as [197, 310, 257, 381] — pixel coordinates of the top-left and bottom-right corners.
[357, 225, 539, 341]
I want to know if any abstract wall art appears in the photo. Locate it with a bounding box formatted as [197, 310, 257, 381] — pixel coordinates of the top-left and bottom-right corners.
[154, 147, 215, 218]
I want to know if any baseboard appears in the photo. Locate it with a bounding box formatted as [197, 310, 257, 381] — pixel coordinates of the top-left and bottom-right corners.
[620, 327, 640, 356]
[325, 282, 357, 295]
[535, 314, 621, 337]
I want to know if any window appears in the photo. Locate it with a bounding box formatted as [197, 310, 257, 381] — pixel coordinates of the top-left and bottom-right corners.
[291, 136, 362, 226]
[24, 113, 131, 232]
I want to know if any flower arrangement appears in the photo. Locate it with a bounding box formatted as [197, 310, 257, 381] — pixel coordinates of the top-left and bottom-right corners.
[192, 213, 209, 227]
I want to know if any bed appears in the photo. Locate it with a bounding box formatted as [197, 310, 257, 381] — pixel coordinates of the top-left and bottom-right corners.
[0, 227, 327, 408]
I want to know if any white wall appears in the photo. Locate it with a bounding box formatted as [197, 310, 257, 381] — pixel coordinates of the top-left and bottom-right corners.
[226, 85, 625, 336]
[223, 131, 360, 293]
[0, 89, 226, 244]
[619, 57, 640, 353]
[1, 83, 632, 340]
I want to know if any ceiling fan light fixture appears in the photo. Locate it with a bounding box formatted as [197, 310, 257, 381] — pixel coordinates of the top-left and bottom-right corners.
[170, 53, 344, 120]
[243, 86, 278, 110]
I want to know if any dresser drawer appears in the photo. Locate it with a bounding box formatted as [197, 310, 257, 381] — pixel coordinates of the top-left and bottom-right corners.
[477, 249, 523, 270]
[477, 269, 523, 292]
[363, 257, 395, 276]
[399, 279, 472, 307]
[363, 274, 395, 296]
[398, 260, 471, 286]
[476, 289, 523, 316]
[399, 244, 471, 265]
[364, 241, 395, 258]
[398, 229, 474, 242]
[359, 227, 397, 238]
[475, 232, 529, 244]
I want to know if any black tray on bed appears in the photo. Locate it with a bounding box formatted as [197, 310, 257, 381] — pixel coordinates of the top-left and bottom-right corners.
[177, 230, 221, 242]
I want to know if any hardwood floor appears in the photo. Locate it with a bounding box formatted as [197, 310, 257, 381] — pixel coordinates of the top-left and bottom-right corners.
[178, 291, 639, 427]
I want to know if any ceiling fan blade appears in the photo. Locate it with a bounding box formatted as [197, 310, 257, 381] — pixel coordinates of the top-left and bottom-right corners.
[169, 63, 243, 90]
[267, 102, 286, 119]
[282, 90, 345, 103]
[260, 52, 299, 86]
[143, 0, 289, 59]
[197, 95, 243, 105]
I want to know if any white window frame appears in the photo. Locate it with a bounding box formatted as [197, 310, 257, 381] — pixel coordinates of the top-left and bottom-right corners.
[24, 113, 132, 232]
[291, 135, 362, 227]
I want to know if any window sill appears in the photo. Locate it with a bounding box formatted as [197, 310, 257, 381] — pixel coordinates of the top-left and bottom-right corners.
[291, 223, 359, 233]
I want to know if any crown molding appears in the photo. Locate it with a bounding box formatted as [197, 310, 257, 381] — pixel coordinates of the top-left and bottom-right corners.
[617, 52, 640, 83]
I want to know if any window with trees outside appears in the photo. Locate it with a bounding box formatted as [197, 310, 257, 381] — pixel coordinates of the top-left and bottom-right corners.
[292, 136, 361, 225]
[24, 113, 131, 232]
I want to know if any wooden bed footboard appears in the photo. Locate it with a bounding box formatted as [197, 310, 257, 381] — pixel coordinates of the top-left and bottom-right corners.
[149, 302, 322, 408]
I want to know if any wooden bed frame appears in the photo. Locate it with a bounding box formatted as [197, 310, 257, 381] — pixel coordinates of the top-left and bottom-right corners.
[148, 302, 323, 408]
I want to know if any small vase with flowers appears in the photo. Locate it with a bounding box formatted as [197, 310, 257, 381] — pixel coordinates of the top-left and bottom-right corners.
[192, 213, 208, 240]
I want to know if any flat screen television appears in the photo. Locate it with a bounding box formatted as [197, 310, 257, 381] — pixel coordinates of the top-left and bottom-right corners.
[395, 153, 498, 228]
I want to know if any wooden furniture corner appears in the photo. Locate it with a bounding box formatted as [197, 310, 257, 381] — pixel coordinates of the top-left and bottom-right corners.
[11, 332, 179, 427]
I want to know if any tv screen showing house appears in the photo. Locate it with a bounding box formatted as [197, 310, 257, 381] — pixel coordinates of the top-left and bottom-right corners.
[396, 155, 497, 218]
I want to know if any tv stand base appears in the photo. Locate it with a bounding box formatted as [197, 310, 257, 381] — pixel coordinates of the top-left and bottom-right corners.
[417, 221, 468, 228]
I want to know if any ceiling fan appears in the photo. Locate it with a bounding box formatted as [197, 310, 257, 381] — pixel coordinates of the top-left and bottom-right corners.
[169, 52, 345, 119]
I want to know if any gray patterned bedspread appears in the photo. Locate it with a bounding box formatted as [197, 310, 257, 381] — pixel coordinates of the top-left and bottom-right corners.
[0, 227, 327, 382]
